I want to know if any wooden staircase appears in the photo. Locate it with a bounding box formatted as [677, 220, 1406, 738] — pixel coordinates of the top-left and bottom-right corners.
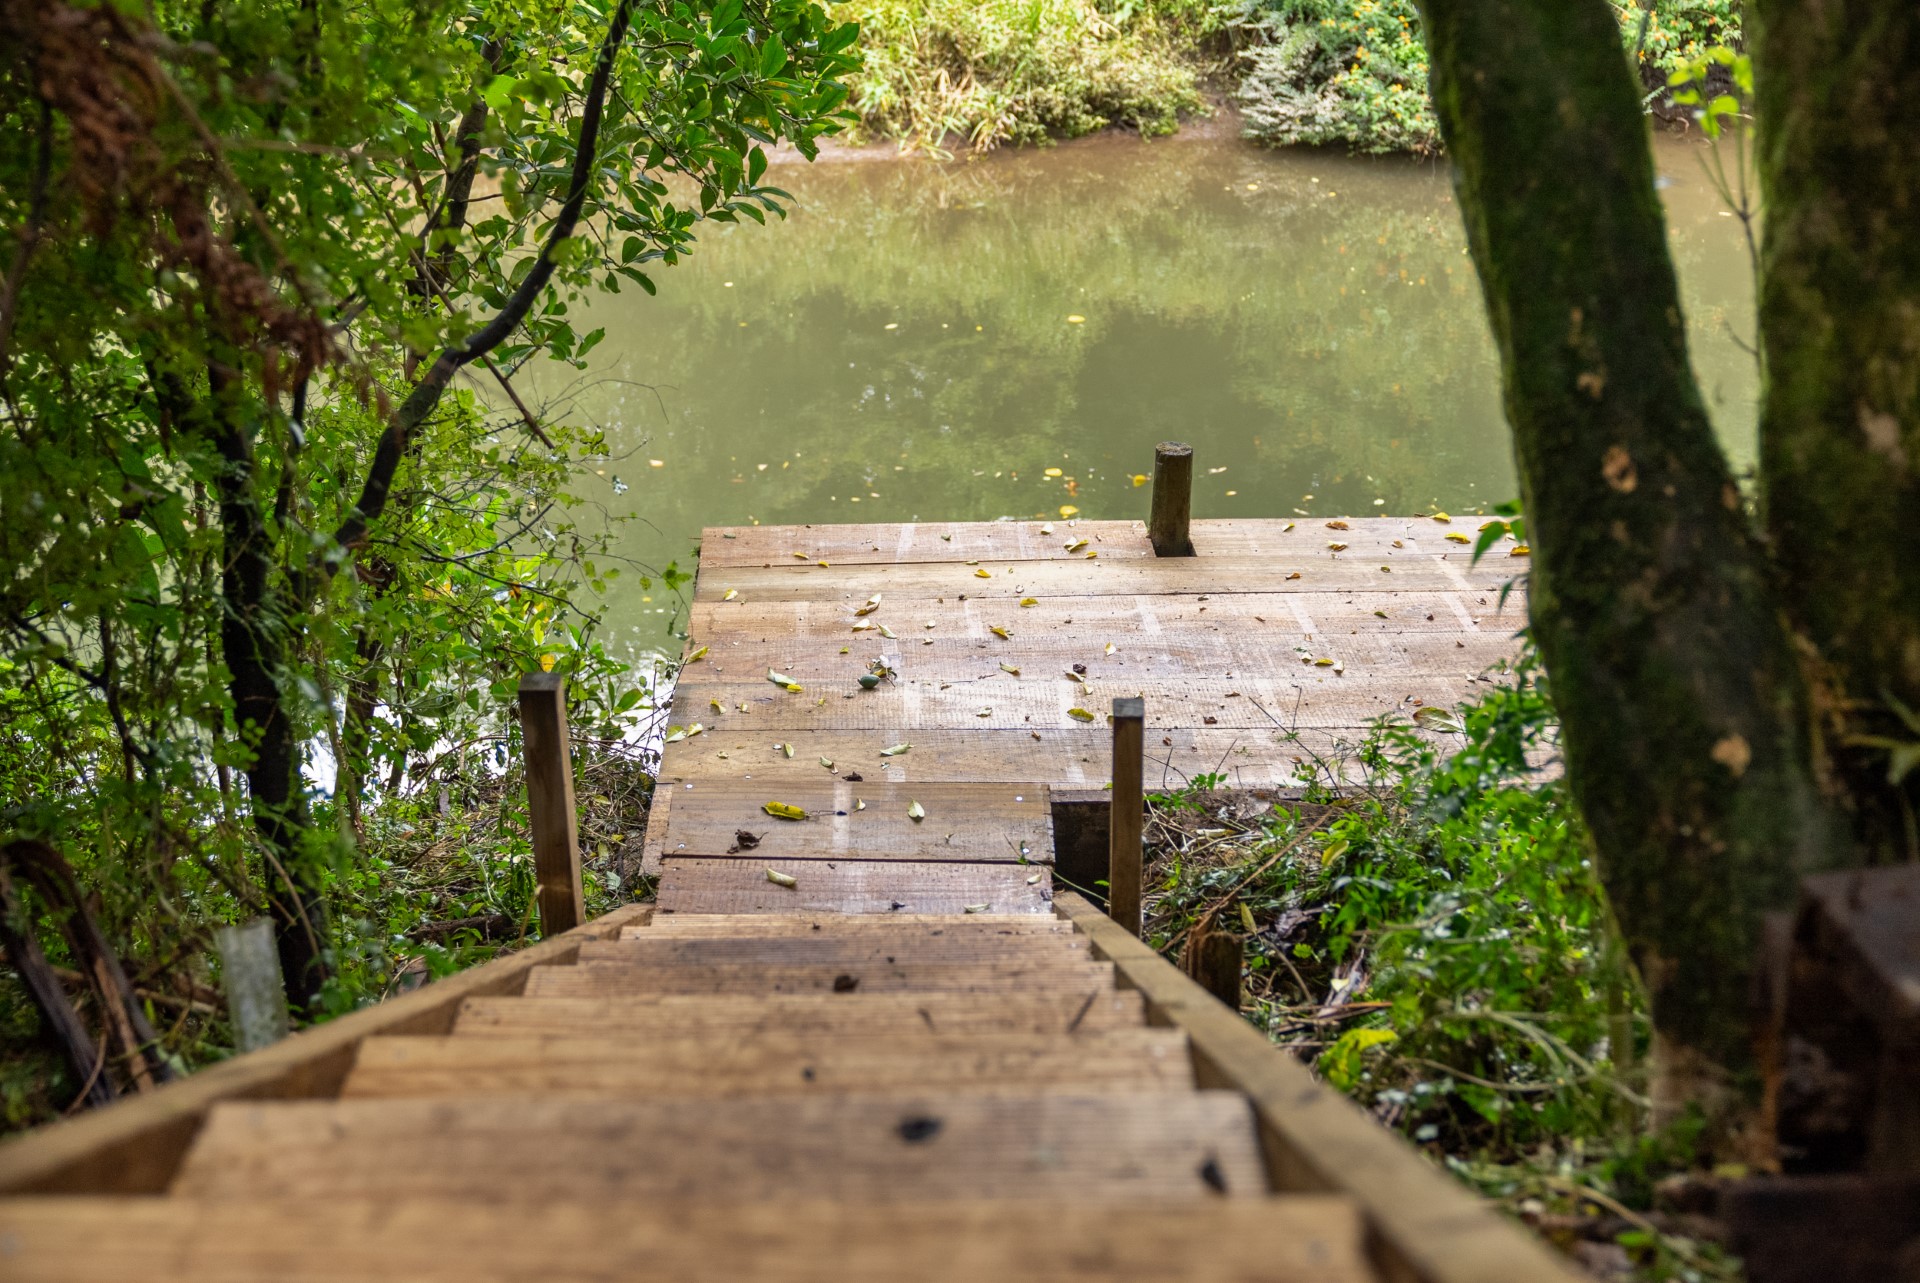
[0, 895, 1583, 1282]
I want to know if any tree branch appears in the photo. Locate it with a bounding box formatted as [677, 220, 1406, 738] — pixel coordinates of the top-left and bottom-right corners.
[328, 0, 636, 567]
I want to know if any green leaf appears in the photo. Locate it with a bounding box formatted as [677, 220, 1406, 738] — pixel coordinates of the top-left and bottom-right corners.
[759, 36, 787, 78]
[482, 75, 517, 111]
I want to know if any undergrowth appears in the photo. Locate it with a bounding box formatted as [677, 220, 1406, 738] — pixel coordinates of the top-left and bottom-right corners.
[0, 742, 656, 1134]
[1229, 0, 1744, 154]
[1144, 650, 1744, 1281]
[841, 0, 1218, 153]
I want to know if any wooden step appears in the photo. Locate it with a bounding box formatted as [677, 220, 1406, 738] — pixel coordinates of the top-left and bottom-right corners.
[453, 990, 1148, 1038]
[342, 1029, 1193, 1098]
[629, 913, 1072, 936]
[522, 959, 1113, 998]
[651, 780, 1051, 864]
[575, 934, 1092, 967]
[656, 856, 1051, 915]
[0, 1195, 1375, 1281]
[170, 1092, 1269, 1203]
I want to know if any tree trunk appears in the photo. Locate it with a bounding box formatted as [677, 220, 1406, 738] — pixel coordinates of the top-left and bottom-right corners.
[337, 556, 396, 838]
[1416, 0, 1849, 1074]
[206, 359, 331, 1012]
[1752, 0, 1920, 855]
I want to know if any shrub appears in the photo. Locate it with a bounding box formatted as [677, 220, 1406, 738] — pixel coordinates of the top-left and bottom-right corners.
[1146, 648, 1642, 1157]
[1234, 0, 1744, 154]
[843, 0, 1213, 153]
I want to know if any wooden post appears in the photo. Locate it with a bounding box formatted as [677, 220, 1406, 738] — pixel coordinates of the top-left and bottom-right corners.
[1148, 442, 1195, 557]
[1187, 925, 1243, 1011]
[518, 671, 584, 936]
[1108, 696, 1145, 936]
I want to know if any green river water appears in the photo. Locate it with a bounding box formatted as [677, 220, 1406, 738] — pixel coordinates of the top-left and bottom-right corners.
[535, 125, 1757, 661]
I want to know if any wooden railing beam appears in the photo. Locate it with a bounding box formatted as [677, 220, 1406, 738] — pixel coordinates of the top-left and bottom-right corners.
[1108, 697, 1145, 936]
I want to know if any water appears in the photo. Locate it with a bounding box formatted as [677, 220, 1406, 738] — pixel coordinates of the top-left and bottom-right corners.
[536, 124, 1757, 658]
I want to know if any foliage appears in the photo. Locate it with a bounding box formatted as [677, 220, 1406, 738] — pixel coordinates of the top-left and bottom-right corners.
[841, 0, 1213, 153]
[1145, 656, 1752, 1277]
[1233, 0, 1439, 155]
[1232, 0, 1744, 153]
[1145, 649, 1640, 1157]
[1619, 0, 1742, 82]
[0, 0, 859, 1110]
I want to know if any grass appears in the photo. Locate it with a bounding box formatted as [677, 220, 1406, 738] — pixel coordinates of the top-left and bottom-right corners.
[1140, 648, 1745, 1281]
[840, 0, 1217, 154]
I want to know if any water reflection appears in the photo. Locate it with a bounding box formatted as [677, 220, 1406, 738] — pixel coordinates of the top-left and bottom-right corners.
[531, 126, 1756, 657]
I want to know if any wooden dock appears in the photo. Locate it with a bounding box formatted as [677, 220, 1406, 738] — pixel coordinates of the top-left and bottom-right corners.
[647, 515, 1524, 914]
[0, 511, 1569, 1283]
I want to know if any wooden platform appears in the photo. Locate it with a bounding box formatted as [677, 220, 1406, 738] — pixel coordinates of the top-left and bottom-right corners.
[648, 517, 1524, 914]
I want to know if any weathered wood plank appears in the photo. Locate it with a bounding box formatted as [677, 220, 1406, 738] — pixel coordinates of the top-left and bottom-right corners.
[522, 958, 1114, 997]
[0, 904, 652, 1195]
[699, 519, 1156, 567]
[668, 674, 1488, 732]
[698, 516, 1509, 568]
[654, 727, 1418, 789]
[656, 856, 1052, 915]
[170, 1093, 1271, 1202]
[695, 551, 1518, 604]
[689, 588, 1520, 647]
[576, 934, 1090, 966]
[650, 779, 1051, 863]
[0, 1196, 1375, 1282]
[342, 1029, 1193, 1098]
[451, 990, 1149, 1038]
[1054, 892, 1587, 1283]
[626, 914, 1073, 937]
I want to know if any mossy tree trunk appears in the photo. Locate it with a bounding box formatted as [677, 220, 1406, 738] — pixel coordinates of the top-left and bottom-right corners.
[1415, 0, 1850, 1077]
[1752, 0, 1920, 853]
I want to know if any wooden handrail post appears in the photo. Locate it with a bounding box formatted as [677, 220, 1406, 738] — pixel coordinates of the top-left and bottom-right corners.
[1148, 442, 1195, 557]
[1108, 697, 1145, 936]
[518, 671, 584, 936]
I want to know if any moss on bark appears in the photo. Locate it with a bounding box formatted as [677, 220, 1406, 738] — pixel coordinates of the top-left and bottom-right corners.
[1416, 0, 1849, 1071]
[1753, 0, 1920, 851]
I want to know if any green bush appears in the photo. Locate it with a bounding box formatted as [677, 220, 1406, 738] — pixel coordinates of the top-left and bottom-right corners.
[1234, 0, 1438, 154]
[843, 0, 1214, 153]
[1234, 0, 1744, 154]
[1147, 648, 1642, 1157]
